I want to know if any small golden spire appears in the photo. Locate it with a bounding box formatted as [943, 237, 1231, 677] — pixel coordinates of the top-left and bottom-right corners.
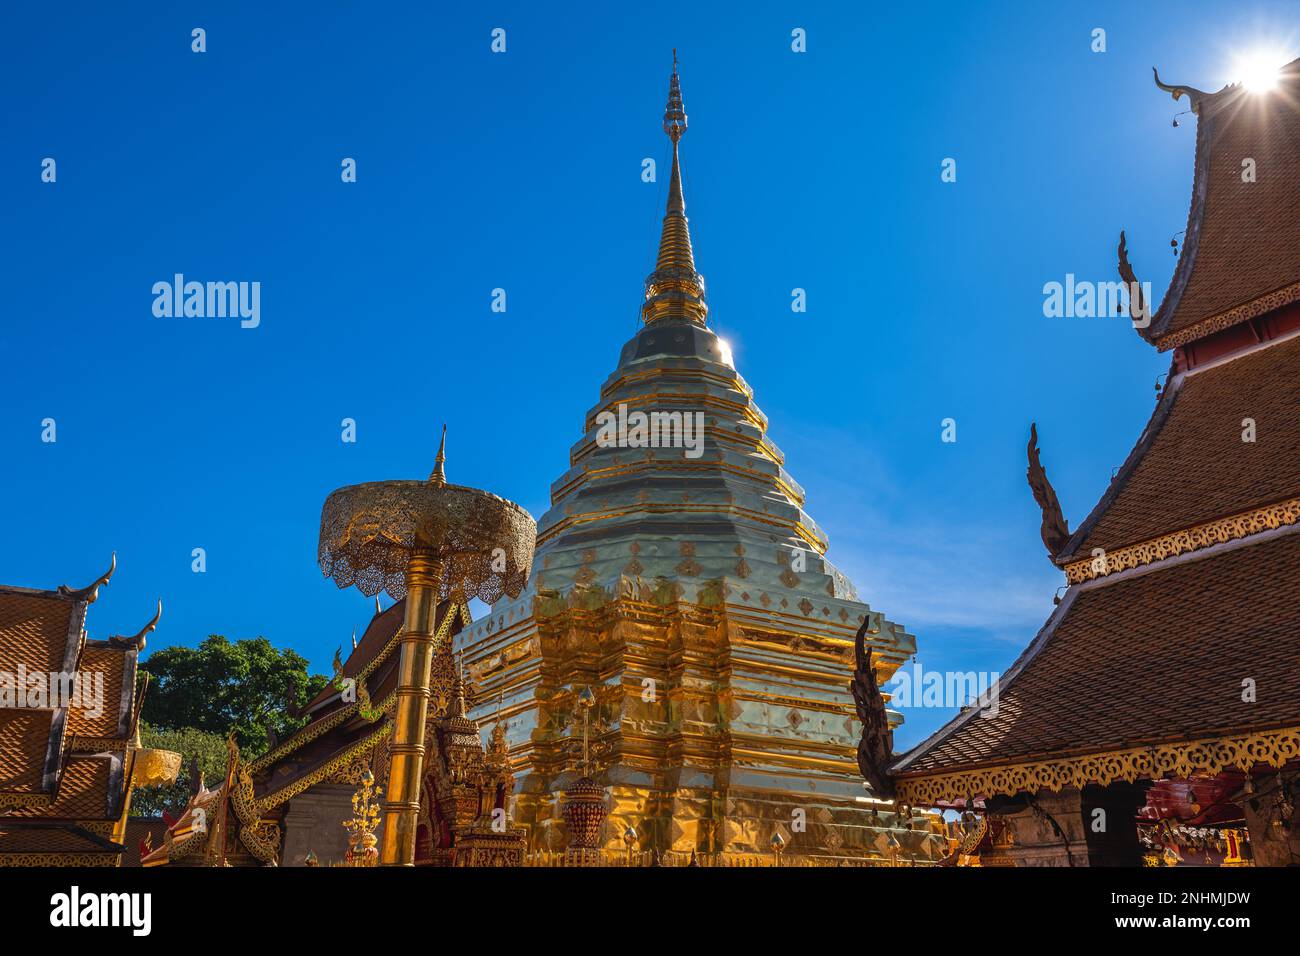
[449, 648, 469, 718]
[487, 692, 510, 768]
[429, 424, 448, 485]
[643, 51, 708, 326]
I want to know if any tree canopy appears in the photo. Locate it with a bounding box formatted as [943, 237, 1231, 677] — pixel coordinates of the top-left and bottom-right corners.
[140, 635, 329, 756]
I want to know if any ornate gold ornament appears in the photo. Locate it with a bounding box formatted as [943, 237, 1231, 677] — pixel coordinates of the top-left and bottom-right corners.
[67, 736, 129, 753]
[342, 767, 382, 866]
[131, 746, 183, 788]
[231, 763, 280, 864]
[317, 429, 534, 604]
[0, 853, 119, 867]
[0, 793, 52, 810]
[895, 724, 1300, 806]
[1064, 497, 1300, 583]
[316, 426, 535, 866]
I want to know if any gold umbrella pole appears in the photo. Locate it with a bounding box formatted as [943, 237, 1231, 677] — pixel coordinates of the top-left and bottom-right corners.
[380, 548, 441, 866]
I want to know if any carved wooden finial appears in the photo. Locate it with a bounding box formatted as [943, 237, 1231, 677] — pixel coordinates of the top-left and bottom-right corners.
[1027, 423, 1071, 557]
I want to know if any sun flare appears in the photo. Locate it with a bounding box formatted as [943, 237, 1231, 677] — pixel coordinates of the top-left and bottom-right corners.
[1232, 48, 1286, 91]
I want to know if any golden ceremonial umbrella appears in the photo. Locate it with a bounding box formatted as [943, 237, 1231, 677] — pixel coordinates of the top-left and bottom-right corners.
[317, 427, 535, 865]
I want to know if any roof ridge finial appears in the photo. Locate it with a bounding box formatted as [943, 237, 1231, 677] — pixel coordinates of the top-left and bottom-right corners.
[429, 424, 448, 485]
[642, 51, 708, 326]
[109, 598, 163, 651]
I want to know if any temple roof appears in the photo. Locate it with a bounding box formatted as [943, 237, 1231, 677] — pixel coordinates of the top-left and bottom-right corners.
[1058, 331, 1300, 566]
[893, 527, 1300, 785]
[0, 822, 125, 857]
[251, 598, 468, 808]
[0, 565, 145, 822]
[301, 599, 405, 717]
[1142, 58, 1300, 349]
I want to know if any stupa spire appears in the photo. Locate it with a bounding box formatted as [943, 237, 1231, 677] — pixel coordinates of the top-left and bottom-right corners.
[428, 424, 447, 485]
[642, 51, 708, 325]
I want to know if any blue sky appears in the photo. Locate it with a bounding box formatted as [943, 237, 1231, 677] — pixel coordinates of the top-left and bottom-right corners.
[3, 2, 1296, 749]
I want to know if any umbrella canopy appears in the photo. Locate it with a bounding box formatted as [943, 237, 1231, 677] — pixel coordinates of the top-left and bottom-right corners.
[318, 478, 535, 603]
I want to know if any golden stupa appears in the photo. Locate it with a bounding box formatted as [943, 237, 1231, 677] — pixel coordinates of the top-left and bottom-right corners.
[454, 54, 941, 865]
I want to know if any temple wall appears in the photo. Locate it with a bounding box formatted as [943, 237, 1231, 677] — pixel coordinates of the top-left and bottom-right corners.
[1241, 768, 1300, 866]
[280, 783, 360, 866]
[988, 790, 1090, 867]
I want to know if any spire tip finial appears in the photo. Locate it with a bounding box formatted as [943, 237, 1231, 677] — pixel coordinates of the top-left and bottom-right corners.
[642, 52, 707, 326]
[429, 423, 448, 485]
[663, 52, 687, 144]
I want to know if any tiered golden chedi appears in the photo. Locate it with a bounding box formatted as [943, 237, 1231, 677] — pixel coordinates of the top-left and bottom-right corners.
[456, 56, 936, 863]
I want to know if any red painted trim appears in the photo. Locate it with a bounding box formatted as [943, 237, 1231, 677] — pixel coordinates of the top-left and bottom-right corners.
[1175, 299, 1300, 371]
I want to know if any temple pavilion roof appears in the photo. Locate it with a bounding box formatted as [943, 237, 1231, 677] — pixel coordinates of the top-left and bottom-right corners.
[1142, 57, 1300, 349]
[889, 60, 1300, 807]
[1056, 331, 1300, 575]
[892, 528, 1300, 804]
[0, 560, 163, 863]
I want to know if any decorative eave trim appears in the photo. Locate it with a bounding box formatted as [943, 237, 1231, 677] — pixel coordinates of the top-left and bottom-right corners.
[66, 736, 129, 753]
[254, 718, 393, 811]
[1155, 280, 1300, 351]
[0, 852, 120, 867]
[0, 792, 54, 810]
[1064, 496, 1300, 583]
[895, 723, 1300, 806]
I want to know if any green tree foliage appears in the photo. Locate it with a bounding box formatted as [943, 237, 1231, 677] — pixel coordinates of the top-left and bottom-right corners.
[130, 723, 229, 818]
[139, 635, 329, 756]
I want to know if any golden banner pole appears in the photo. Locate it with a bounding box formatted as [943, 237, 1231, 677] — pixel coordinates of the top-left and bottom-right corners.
[380, 548, 441, 866]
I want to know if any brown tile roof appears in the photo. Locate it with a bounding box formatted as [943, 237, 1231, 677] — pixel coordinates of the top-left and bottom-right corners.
[1148, 60, 1300, 347]
[0, 592, 77, 674]
[0, 710, 56, 794]
[4, 754, 120, 820]
[0, 824, 122, 857]
[1062, 333, 1300, 560]
[894, 530, 1300, 777]
[66, 644, 135, 741]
